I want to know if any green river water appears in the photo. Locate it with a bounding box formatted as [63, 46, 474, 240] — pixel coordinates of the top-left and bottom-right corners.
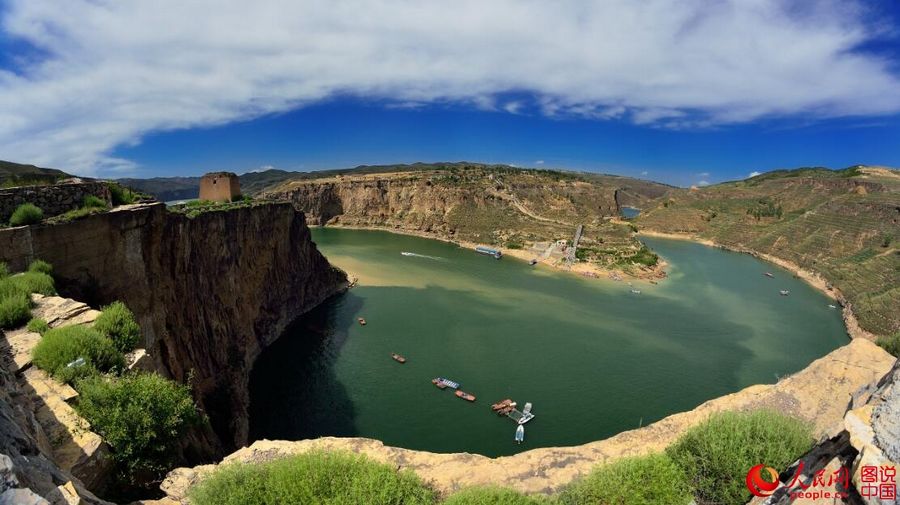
[249, 228, 847, 457]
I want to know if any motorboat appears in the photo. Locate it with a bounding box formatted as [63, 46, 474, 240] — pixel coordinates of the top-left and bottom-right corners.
[515, 425, 524, 444]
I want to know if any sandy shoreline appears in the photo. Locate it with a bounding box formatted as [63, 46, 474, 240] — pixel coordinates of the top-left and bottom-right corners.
[312, 223, 665, 283]
[637, 230, 877, 341]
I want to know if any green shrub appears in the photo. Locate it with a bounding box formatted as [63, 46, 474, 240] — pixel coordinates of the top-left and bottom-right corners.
[94, 301, 141, 353]
[666, 410, 813, 505]
[107, 183, 136, 205]
[0, 262, 8, 279]
[9, 203, 43, 226]
[559, 453, 691, 505]
[0, 293, 32, 329]
[32, 325, 124, 383]
[6, 271, 56, 296]
[26, 317, 50, 335]
[27, 259, 53, 275]
[877, 332, 900, 357]
[445, 486, 551, 505]
[189, 451, 435, 505]
[75, 373, 201, 480]
[83, 195, 109, 209]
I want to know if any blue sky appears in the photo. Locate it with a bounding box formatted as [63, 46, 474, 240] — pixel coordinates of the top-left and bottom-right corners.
[2, 1, 900, 187]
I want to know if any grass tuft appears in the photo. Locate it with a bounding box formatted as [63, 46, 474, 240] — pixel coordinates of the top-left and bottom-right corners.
[26, 317, 50, 335]
[666, 410, 812, 505]
[9, 203, 43, 226]
[0, 292, 32, 329]
[27, 259, 53, 275]
[559, 453, 691, 505]
[94, 301, 142, 353]
[32, 325, 124, 383]
[189, 450, 435, 505]
[445, 486, 552, 505]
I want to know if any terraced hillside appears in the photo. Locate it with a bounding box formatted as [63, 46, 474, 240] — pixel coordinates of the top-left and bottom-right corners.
[261, 163, 672, 276]
[636, 166, 900, 337]
[0, 160, 72, 187]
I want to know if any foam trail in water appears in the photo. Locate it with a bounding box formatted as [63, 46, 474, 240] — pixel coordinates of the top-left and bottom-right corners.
[400, 251, 445, 261]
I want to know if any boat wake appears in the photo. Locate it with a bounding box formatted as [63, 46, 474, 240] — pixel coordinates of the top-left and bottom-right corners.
[400, 251, 445, 261]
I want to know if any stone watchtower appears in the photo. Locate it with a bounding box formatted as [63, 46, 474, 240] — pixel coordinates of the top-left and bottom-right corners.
[199, 172, 241, 202]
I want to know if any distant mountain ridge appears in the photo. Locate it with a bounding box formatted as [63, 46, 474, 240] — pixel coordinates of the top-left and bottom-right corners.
[0, 160, 72, 187]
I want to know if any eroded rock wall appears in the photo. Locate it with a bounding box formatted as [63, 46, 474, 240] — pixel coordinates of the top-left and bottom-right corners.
[0, 202, 348, 458]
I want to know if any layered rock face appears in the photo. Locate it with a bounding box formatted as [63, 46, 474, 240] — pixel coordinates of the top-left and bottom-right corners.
[0, 202, 348, 457]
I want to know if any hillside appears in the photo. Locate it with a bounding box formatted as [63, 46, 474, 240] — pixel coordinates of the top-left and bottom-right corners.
[259, 163, 672, 277]
[0, 160, 72, 187]
[636, 165, 900, 338]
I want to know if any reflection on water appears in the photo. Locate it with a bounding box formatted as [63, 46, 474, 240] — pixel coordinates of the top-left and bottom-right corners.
[249, 229, 847, 457]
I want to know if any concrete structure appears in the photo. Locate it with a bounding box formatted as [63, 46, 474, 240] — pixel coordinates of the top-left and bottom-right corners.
[199, 172, 241, 202]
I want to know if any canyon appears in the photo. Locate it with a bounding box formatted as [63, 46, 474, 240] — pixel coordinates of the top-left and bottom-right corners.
[0, 202, 349, 458]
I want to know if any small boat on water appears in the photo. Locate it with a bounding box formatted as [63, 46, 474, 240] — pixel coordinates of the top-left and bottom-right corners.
[455, 390, 476, 402]
[391, 353, 406, 363]
[649, 280, 658, 285]
[491, 399, 513, 411]
[529, 259, 538, 266]
[475, 246, 503, 259]
[357, 317, 367, 326]
[515, 425, 525, 444]
[630, 289, 641, 294]
[828, 304, 838, 309]
[764, 272, 775, 278]
[432, 377, 460, 390]
[780, 290, 790, 296]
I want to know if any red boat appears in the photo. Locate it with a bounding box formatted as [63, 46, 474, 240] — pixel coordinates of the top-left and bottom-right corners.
[491, 399, 513, 411]
[455, 390, 476, 402]
[391, 353, 406, 364]
[432, 378, 448, 389]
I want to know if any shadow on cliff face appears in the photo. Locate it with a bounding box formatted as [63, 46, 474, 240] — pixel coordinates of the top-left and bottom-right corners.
[248, 291, 362, 440]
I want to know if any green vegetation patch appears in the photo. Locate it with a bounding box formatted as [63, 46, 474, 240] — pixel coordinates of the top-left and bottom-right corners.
[26, 317, 50, 335]
[32, 325, 124, 383]
[444, 486, 551, 505]
[189, 450, 435, 505]
[75, 372, 201, 480]
[83, 194, 109, 209]
[94, 301, 142, 353]
[0, 292, 32, 329]
[0, 262, 8, 279]
[666, 410, 813, 505]
[559, 453, 691, 505]
[877, 332, 900, 357]
[27, 259, 53, 275]
[107, 182, 143, 205]
[9, 203, 44, 226]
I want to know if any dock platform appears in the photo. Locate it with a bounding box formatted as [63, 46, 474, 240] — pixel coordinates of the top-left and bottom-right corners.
[506, 403, 535, 425]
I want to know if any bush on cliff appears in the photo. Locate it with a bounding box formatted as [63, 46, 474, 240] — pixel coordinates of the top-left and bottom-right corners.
[94, 301, 142, 352]
[559, 453, 691, 505]
[0, 292, 32, 329]
[0, 262, 8, 279]
[445, 486, 551, 505]
[26, 317, 50, 335]
[27, 259, 53, 275]
[107, 182, 137, 205]
[188, 450, 435, 505]
[666, 410, 812, 505]
[32, 325, 124, 383]
[9, 203, 43, 226]
[877, 332, 900, 357]
[83, 194, 109, 209]
[0, 271, 56, 297]
[75, 372, 201, 481]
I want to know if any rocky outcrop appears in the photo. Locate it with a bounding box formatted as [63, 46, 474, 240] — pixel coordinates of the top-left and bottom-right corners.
[0, 296, 115, 504]
[0, 202, 349, 458]
[159, 339, 895, 501]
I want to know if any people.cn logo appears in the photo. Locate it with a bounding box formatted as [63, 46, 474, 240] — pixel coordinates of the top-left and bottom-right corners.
[746, 464, 780, 497]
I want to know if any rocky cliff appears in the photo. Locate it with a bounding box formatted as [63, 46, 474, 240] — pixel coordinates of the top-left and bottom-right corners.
[159, 339, 896, 501]
[0, 202, 349, 458]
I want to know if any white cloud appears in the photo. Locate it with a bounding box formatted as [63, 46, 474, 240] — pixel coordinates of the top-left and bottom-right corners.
[697, 172, 711, 177]
[1, 0, 899, 175]
[641, 171, 648, 176]
[535, 160, 545, 165]
[698, 180, 710, 186]
[749, 171, 763, 177]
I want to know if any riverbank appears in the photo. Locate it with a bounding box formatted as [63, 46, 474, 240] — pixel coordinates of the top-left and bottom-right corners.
[637, 230, 877, 341]
[312, 223, 667, 282]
